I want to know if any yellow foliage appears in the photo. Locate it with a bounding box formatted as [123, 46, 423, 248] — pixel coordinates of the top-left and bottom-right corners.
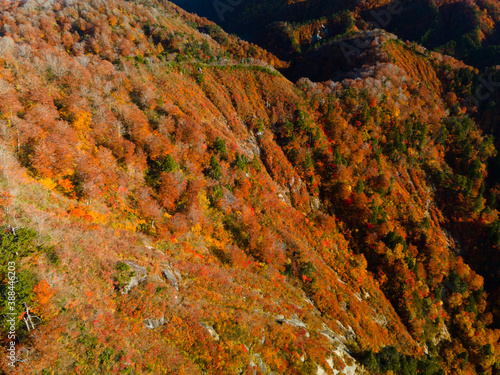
[86, 209, 107, 224]
[111, 220, 143, 232]
[393, 243, 405, 260]
[198, 190, 211, 211]
[191, 223, 202, 235]
[72, 110, 92, 149]
[40, 178, 57, 190]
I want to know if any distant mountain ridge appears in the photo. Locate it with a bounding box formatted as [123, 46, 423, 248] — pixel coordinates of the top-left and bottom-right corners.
[171, 0, 500, 68]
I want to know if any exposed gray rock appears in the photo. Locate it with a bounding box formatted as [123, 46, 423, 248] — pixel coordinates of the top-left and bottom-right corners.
[319, 323, 345, 346]
[332, 348, 358, 375]
[432, 323, 451, 346]
[275, 315, 307, 330]
[362, 288, 371, 299]
[310, 196, 321, 211]
[247, 133, 260, 158]
[250, 353, 273, 375]
[200, 322, 219, 341]
[371, 308, 388, 327]
[121, 261, 147, 295]
[316, 323, 360, 374]
[162, 265, 181, 290]
[144, 316, 165, 329]
[260, 334, 265, 345]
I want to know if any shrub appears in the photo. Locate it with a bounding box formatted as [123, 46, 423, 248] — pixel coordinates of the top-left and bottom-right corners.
[0, 226, 44, 339]
[145, 155, 178, 188]
[209, 155, 222, 180]
[235, 154, 247, 171]
[113, 262, 135, 291]
[214, 137, 227, 159]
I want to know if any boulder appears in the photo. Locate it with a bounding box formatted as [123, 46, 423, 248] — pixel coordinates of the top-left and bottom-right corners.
[144, 317, 165, 329]
[162, 265, 181, 290]
[121, 261, 147, 295]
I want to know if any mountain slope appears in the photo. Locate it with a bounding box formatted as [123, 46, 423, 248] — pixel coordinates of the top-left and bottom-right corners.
[0, 0, 498, 374]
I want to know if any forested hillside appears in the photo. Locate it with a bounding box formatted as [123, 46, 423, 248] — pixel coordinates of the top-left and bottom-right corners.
[0, 0, 498, 374]
[172, 0, 500, 67]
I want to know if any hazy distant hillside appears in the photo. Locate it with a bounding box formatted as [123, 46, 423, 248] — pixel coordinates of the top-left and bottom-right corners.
[0, 0, 498, 374]
[170, 0, 500, 67]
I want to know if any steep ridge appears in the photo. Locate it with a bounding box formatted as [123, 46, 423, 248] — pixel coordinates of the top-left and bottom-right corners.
[0, 0, 498, 374]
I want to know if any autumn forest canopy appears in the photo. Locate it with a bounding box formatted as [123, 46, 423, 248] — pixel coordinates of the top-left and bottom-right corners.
[0, 0, 499, 374]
